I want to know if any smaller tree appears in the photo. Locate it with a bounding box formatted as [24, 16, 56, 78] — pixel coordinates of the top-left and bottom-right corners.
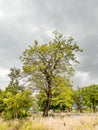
[6, 68, 24, 94]
[2, 89, 33, 119]
[82, 84, 98, 112]
[1, 68, 34, 119]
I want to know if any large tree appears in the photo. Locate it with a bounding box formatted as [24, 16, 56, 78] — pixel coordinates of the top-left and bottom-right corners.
[21, 31, 82, 116]
[2, 89, 33, 119]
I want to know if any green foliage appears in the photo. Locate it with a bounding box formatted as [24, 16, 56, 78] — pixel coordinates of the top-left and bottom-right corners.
[82, 84, 98, 112]
[74, 85, 98, 112]
[6, 68, 24, 94]
[0, 90, 6, 113]
[6, 83, 24, 95]
[36, 77, 74, 112]
[36, 91, 47, 111]
[51, 76, 74, 111]
[8, 68, 21, 85]
[2, 89, 33, 119]
[0, 68, 34, 120]
[74, 87, 84, 112]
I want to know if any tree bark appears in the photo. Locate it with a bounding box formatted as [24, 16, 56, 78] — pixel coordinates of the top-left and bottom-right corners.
[77, 103, 83, 113]
[92, 99, 96, 112]
[43, 94, 51, 117]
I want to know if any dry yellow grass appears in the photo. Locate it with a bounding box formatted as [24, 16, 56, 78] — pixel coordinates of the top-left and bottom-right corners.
[31, 113, 98, 130]
[0, 113, 98, 130]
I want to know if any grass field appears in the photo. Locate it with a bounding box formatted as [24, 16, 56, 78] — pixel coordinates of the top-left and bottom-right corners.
[0, 113, 98, 130]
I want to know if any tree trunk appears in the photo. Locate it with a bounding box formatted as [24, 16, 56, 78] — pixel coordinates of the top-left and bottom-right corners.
[77, 103, 83, 113]
[92, 99, 96, 112]
[43, 93, 51, 117]
[14, 112, 18, 119]
[43, 76, 52, 117]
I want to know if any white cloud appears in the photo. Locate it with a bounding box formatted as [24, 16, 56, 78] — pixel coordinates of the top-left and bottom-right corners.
[72, 70, 98, 88]
[0, 67, 9, 78]
[0, 67, 9, 89]
[76, 71, 89, 86]
[0, 10, 5, 19]
[72, 71, 89, 87]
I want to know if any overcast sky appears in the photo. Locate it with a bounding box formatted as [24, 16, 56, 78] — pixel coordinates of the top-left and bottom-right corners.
[0, 0, 98, 89]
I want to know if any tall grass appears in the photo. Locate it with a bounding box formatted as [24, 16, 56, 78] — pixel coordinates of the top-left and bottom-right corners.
[0, 113, 98, 130]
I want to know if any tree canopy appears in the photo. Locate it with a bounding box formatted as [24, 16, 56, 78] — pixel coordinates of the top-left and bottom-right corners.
[21, 30, 82, 116]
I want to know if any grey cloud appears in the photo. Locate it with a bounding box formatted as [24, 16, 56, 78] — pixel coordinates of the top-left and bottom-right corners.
[0, 0, 98, 88]
[77, 34, 98, 76]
